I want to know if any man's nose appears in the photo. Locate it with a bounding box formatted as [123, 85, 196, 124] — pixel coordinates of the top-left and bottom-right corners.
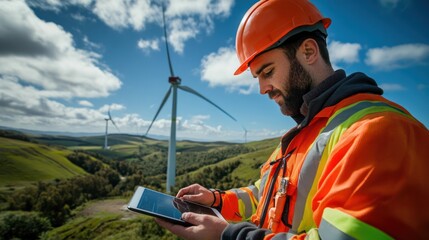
[259, 80, 272, 95]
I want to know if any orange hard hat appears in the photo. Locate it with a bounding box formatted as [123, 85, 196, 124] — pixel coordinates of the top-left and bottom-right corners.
[234, 0, 331, 75]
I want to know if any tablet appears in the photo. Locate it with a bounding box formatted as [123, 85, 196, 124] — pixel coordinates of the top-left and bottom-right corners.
[127, 186, 224, 226]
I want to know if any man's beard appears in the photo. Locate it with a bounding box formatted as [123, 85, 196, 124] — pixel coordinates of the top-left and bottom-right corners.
[271, 57, 313, 116]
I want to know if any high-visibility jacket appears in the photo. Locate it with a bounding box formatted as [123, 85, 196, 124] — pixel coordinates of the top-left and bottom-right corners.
[219, 92, 429, 239]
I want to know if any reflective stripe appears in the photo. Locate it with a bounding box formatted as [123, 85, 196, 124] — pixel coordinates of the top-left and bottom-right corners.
[304, 228, 321, 240]
[248, 185, 259, 202]
[259, 170, 269, 200]
[319, 208, 394, 240]
[243, 186, 259, 218]
[270, 143, 282, 163]
[271, 229, 320, 240]
[292, 101, 407, 233]
[230, 188, 254, 219]
[271, 232, 301, 240]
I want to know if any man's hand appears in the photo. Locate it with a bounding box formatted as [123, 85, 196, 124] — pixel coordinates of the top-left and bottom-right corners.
[176, 184, 214, 206]
[155, 212, 228, 240]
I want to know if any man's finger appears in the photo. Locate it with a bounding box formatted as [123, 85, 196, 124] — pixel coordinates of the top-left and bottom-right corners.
[176, 184, 198, 197]
[154, 218, 183, 230]
[181, 212, 206, 225]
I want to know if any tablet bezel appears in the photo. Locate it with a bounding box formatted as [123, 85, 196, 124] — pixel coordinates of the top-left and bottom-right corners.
[127, 186, 224, 226]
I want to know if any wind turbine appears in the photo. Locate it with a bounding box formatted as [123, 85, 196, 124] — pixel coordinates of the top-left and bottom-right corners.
[104, 108, 119, 149]
[145, 7, 239, 193]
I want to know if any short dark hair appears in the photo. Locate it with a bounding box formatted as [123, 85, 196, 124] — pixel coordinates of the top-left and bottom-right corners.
[279, 31, 331, 67]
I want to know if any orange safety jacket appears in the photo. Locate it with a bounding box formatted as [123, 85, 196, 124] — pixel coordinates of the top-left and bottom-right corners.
[218, 91, 429, 239]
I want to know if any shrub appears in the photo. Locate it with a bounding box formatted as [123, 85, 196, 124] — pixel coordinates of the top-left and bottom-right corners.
[0, 211, 51, 240]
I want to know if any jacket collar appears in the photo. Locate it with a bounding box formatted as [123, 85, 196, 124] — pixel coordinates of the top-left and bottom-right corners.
[294, 69, 383, 127]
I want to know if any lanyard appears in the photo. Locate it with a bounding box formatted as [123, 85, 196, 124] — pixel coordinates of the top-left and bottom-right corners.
[258, 149, 295, 228]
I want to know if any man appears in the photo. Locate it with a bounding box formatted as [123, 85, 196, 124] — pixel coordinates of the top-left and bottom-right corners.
[156, 0, 429, 239]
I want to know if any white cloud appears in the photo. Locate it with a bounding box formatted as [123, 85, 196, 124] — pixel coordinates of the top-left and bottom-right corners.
[78, 100, 94, 107]
[93, 0, 159, 31]
[0, 75, 242, 139]
[71, 12, 87, 22]
[365, 44, 429, 70]
[0, 76, 106, 129]
[328, 40, 361, 65]
[99, 104, 126, 113]
[168, 0, 212, 16]
[0, 0, 122, 99]
[0, 0, 123, 134]
[89, 0, 234, 54]
[143, 114, 248, 140]
[379, 83, 406, 91]
[27, 0, 93, 11]
[180, 115, 222, 133]
[167, 0, 233, 18]
[137, 38, 160, 52]
[164, 0, 233, 53]
[168, 17, 200, 54]
[26, 0, 234, 55]
[0, 0, 263, 141]
[200, 47, 258, 94]
[83, 36, 101, 49]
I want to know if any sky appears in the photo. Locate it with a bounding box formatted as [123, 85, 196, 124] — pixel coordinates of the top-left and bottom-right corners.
[0, 0, 428, 142]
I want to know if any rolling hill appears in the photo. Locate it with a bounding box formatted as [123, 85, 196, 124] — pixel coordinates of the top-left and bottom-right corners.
[0, 136, 87, 189]
[0, 129, 280, 191]
[0, 129, 282, 239]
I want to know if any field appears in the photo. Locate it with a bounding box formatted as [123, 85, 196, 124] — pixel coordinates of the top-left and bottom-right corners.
[0, 130, 279, 239]
[0, 137, 86, 190]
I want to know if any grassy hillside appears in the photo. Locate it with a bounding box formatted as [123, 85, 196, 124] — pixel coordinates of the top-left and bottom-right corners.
[42, 198, 178, 240]
[0, 130, 280, 190]
[0, 129, 282, 239]
[0, 137, 86, 188]
[175, 137, 280, 188]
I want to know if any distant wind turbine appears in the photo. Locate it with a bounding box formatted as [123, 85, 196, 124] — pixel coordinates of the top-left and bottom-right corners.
[104, 108, 119, 149]
[145, 6, 240, 193]
[243, 127, 248, 143]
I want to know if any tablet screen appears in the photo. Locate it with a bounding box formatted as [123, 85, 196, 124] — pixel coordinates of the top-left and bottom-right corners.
[128, 186, 222, 225]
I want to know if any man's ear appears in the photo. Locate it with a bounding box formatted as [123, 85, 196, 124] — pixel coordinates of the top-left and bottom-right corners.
[299, 38, 318, 64]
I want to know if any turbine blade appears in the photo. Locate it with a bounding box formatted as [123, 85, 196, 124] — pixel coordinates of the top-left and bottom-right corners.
[178, 85, 237, 122]
[145, 86, 172, 136]
[108, 110, 112, 120]
[111, 118, 120, 132]
[162, 5, 174, 77]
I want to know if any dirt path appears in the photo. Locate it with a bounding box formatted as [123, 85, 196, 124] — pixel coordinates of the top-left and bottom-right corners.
[78, 198, 140, 220]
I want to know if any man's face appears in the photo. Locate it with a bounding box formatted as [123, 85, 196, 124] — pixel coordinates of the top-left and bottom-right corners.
[250, 48, 313, 117]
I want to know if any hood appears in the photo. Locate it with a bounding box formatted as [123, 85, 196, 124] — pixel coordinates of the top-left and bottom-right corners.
[297, 69, 384, 127]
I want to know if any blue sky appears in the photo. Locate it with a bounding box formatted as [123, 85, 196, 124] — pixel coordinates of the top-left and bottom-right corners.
[0, 0, 428, 142]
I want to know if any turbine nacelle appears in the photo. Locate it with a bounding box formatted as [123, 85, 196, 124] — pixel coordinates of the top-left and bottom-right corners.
[168, 76, 181, 84]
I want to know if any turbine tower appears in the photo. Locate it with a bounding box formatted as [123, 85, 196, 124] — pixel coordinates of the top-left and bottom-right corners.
[104, 108, 119, 149]
[145, 7, 239, 193]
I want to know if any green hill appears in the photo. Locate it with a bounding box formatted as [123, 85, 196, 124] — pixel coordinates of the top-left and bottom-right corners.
[0, 129, 283, 239]
[0, 130, 281, 190]
[0, 137, 86, 188]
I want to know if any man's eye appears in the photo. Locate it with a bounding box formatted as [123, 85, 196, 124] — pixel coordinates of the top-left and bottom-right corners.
[263, 68, 273, 77]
